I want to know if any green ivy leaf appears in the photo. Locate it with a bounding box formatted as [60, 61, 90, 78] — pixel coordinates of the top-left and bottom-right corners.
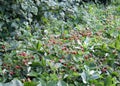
[30, 62, 41, 67]
[81, 71, 87, 84]
[57, 80, 67, 86]
[47, 81, 57, 86]
[3, 79, 23, 86]
[31, 6, 38, 15]
[27, 72, 38, 78]
[37, 79, 46, 86]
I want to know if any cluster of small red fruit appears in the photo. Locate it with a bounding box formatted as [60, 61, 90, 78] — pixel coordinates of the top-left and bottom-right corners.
[2, 51, 35, 79]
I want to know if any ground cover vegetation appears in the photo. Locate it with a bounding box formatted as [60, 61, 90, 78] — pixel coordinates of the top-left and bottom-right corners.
[0, 0, 120, 86]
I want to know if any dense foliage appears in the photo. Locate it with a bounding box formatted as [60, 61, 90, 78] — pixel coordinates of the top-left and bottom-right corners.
[0, 0, 120, 86]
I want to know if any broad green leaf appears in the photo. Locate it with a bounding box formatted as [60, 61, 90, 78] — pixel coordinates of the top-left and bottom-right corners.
[115, 40, 120, 50]
[90, 73, 100, 80]
[57, 80, 67, 86]
[0, 59, 2, 65]
[11, 79, 23, 86]
[27, 72, 38, 77]
[84, 37, 90, 48]
[37, 79, 46, 86]
[81, 71, 87, 84]
[0, 22, 4, 28]
[21, 2, 28, 10]
[4, 79, 23, 86]
[30, 62, 41, 67]
[104, 76, 114, 86]
[24, 82, 37, 86]
[0, 83, 3, 86]
[36, 41, 42, 50]
[47, 81, 57, 86]
[31, 6, 38, 15]
[11, 22, 18, 29]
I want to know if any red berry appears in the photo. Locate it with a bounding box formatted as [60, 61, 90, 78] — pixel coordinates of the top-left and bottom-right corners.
[62, 56, 65, 59]
[89, 54, 92, 57]
[59, 59, 63, 63]
[19, 52, 27, 57]
[1, 45, 5, 49]
[15, 65, 21, 69]
[101, 67, 107, 73]
[10, 71, 14, 75]
[71, 51, 78, 54]
[53, 41, 56, 44]
[62, 47, 67, 50]
[69, 66, 76, 71]
[59, 42, 63, 45]
[31, 56, 35, 59]
[84, 55, 89, 59]
[63, 63, 67, 66]
[3, 63, 7, 66]
[22, 59, 28, 65]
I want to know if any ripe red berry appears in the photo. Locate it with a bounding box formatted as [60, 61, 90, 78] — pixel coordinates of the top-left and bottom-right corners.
[19, 52, 27, 57]
[101, 67, 107, 73]
[3, 63, 7, 66]
[69, 66, 76, 71]
[22, 59, 28, 65]
[71, 51, 78, 54]
[89, 54, 92, 57]
[63, 38, 66, 40]
[31, 56, 35, 59]
[59, 59, 63, 63]
[15, 65, 21, 69]
[62, 47, 67, 50]
[9, 71, 14, 75]
[53, 41, 56, 44]
[63, 63, 67, 66]
[87, 32, 92, 36]
[81, 33, 86, 37]
[1, 45, 5, 49]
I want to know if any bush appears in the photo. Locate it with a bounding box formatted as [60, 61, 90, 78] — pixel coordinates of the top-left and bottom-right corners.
[0, 0, 120, 86]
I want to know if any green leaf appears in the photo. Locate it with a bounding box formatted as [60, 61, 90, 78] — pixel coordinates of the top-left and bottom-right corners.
[27, 72, 38, 78]
[0, 59, 2, 66]
[11, 79, 23, 86]
[37, 79, 46, 86]
[0, 22, 4, 29]
[84, 37, 90, 48]
[90, 73, 100, 80]
[11, 22, 18, 29]
[30, 62, 41, 67]
[47, 81, 57, 86]
[115, 40, 120, 50]
[24, 82, 37, 86]
[36, 41, 42, 50]
[111, 35, 120, 50]
[57, 80, 67, 86]
[4, 79, 23, 86]
[81, 71, 87, 84]
[104, 76, 114, 86]
[0, 83, 3, 86]
[21, 2, 28, 10]
[31, 6, 38, 15]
